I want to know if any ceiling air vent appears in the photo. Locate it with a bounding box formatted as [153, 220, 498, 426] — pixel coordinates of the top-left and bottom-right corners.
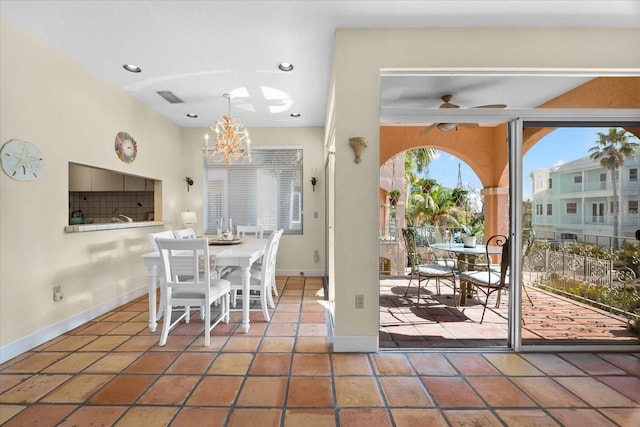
[156, 91, 184, 104]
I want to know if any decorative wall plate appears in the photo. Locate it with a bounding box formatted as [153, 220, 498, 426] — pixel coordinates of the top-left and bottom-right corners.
[0, 139, 44, 181]
[115, 131, 137, 163]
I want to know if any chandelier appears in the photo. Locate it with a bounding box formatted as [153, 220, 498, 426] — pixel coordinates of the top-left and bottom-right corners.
[203, 93, 251, 163]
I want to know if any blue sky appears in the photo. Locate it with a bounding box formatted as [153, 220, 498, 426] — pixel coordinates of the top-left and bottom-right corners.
[422, 127, 630, 200]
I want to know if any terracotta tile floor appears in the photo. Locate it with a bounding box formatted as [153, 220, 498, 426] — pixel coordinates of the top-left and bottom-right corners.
[380, 277, 639, 348]
[1, 276, 639, 426]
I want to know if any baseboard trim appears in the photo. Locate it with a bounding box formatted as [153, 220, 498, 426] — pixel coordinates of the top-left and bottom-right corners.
[333, 335, 378, 352]
[0, 285, 148, 364]
[277, 269, 325, 277]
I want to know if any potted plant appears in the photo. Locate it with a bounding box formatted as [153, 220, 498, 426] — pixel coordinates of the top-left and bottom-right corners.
[388, 189, 401, 206]
[451, 188, 468, 207]
[419, 178, 438, 194]
[462, 222, 484, 248]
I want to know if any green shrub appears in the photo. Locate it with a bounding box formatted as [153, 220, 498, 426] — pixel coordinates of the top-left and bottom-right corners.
[617, 240, 640, 276]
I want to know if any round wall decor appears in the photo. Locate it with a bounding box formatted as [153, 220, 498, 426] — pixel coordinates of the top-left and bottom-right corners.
[115, 131, 137, 163]
[0, 139, 44, 181]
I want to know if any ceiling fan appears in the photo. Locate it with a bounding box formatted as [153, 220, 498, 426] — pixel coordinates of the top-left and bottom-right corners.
[419, 94, 507, 135]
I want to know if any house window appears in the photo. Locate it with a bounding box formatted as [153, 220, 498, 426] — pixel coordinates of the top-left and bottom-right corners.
[548, 178, 553, 189]
[573, 175, 582, 184]
[546, 204, 553, 215]
[629, 200, 639, 214]
[630, 168, 638, 182]
[204, 147, 304, 235]
[566, 202, 577, 214]
[610, 201, 619, 215]
[536, 204, 543, 215]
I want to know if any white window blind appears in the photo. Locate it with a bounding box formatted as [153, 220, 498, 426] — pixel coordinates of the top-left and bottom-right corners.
[204, 147, 303, 235]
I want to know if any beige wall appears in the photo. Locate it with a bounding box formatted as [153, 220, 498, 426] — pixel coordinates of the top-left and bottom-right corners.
[0, 19, 184, 355]
[0, 18, 327, 360]
[330, 28, 640, 351]
[180, 127, 326, 275]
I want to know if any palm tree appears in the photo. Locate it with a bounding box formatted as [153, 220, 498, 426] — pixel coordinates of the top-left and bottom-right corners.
[405, 148, 437, 176]
[588, 128, 640, 250]
[410, 185, 463, 230]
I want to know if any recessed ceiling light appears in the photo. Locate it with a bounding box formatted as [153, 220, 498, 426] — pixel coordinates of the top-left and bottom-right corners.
[278, 62, 294, 72]
[290, 113, 301, 118]
[186, 113, 198, 118]
[122, 64, 142, 73]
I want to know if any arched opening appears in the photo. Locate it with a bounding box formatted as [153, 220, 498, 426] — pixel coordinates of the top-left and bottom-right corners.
[378, 75, 640, 350]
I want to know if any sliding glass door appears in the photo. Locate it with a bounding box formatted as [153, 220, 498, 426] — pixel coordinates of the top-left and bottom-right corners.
[513, 117, 640, 351]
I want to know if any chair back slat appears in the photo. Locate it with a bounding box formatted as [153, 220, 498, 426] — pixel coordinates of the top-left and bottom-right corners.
[156, 237, 211, 294]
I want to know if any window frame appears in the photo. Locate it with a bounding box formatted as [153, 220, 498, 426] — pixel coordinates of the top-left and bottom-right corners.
[203, 146, 304, 235]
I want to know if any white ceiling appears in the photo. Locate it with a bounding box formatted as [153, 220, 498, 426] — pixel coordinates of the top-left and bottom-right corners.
[2, 1, 639, 128]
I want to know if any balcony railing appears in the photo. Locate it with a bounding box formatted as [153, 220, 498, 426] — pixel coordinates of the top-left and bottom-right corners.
[380, 226, 640, 319]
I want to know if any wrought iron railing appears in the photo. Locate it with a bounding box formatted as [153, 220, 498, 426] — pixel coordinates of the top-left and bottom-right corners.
[380, 226, 640, 319]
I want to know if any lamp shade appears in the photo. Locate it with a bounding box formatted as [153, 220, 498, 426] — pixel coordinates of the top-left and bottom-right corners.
[181, 211, 197, 225]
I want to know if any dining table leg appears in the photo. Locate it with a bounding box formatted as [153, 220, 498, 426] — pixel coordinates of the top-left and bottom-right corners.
[241, 265, 251, 333]
[147, 264, 158, 332]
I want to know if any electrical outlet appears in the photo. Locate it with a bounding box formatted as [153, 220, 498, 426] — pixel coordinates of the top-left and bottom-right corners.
[314, 250, 320, 262]
[355, 294, 364, 309]
[53, 285, 64, 302]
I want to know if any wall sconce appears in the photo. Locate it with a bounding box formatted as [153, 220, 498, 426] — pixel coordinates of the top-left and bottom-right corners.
[310, 168, 318, 192]
[349, 137, 367, 164]
[184, 176, 193, 192]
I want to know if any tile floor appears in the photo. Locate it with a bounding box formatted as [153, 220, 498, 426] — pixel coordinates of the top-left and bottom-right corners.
[1, 276, 639, 426]
[380, 276, 639, 348]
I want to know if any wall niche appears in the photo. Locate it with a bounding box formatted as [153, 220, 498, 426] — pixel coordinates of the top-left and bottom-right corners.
[68, 162, 161, 226]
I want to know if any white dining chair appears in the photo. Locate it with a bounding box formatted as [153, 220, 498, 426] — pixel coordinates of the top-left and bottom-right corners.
[155, 237, 231, 346]
[236, 225, 264, 239]
[173, 228, 196, 239]
[148, 230, 175, 251]
[147, 230, 176, 320]
[222, 229, 283, 321]
[231, 225, 278, 295]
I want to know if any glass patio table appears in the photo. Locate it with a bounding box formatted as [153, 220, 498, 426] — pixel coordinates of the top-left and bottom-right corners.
[431, 243, 502, 305]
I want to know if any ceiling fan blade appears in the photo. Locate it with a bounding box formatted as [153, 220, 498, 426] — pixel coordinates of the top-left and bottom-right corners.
[419, 123, 437, 135]
[472, 104, 507, 109]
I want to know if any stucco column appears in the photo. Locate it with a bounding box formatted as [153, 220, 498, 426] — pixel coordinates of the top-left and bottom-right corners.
[481, 187, 510, 240]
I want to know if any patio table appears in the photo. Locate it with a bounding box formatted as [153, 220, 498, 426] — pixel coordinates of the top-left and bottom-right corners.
[431, 243, 502, 305]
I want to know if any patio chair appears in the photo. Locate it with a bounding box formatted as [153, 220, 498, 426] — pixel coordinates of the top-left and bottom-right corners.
[491, 229, 536, 308]
[459, 234, 509, 323]
[402, 228, 458, 305]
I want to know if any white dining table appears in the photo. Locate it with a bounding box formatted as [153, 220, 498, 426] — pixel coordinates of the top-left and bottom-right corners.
[142, 237, 268, 333]
[430, 243, 502, 305]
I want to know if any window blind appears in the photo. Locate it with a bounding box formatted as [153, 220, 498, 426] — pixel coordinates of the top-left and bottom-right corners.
[204, 147, 303, 235]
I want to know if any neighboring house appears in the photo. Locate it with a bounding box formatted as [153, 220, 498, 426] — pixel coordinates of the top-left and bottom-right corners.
[530, 154, 640, 245]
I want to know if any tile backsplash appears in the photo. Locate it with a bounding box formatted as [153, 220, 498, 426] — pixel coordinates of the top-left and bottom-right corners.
[69, 191, 154, 223]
